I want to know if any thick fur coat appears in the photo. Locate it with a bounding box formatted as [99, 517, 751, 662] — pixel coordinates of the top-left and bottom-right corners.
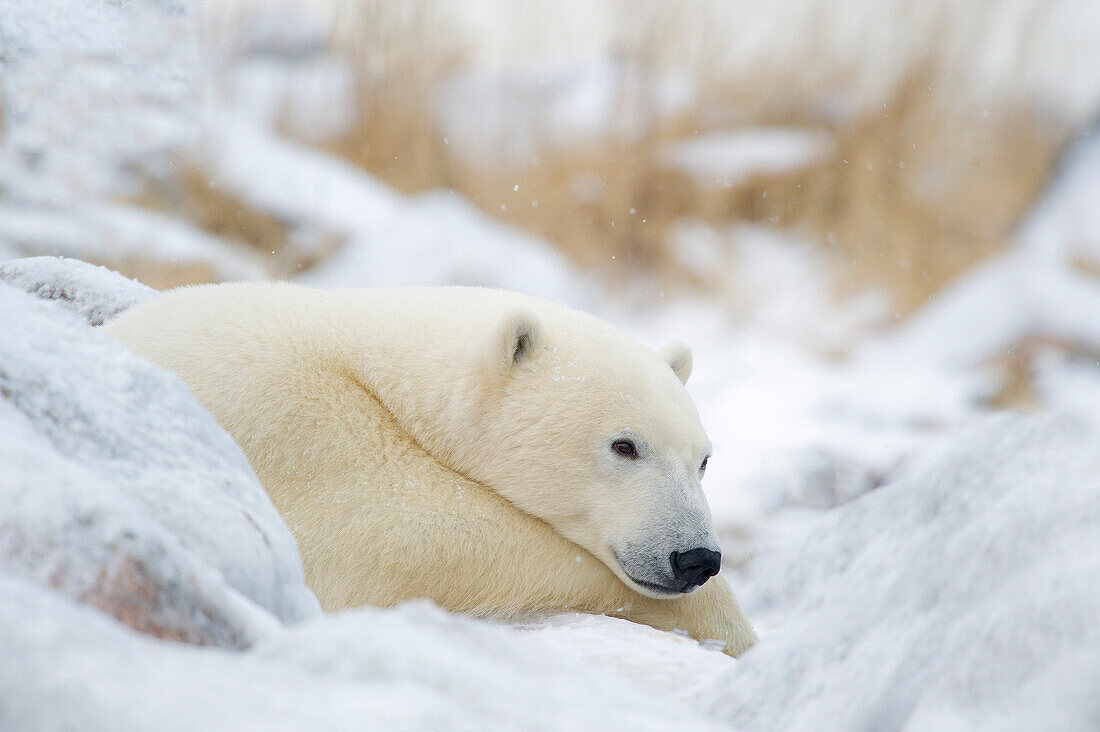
[105, 283, 757, 655]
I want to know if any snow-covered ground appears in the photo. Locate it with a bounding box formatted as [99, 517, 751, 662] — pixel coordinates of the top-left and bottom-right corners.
[712, 415, 1100, 731]
[6, 258, 1099, 731]
[4, 1, 1100, 729]
[1, 577, 727, 731]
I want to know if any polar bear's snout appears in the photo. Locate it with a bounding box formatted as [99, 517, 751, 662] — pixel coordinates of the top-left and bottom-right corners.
[612, 522, 722, 597]
[670, 548, 721, 589]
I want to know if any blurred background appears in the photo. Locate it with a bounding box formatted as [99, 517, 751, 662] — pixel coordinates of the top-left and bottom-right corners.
[3, 0, 1100, 567]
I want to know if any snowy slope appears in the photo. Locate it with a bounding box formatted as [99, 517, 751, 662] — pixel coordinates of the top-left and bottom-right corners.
[709, 416, 1100, 732]
[0, 0, 272, 280]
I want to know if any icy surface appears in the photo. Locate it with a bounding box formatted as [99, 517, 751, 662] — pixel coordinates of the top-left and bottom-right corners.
[0, 282, 319, 646]
[708, 416, 1100, 732]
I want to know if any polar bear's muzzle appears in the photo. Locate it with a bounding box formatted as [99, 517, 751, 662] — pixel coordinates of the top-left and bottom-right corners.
[613, 545, 722, 596]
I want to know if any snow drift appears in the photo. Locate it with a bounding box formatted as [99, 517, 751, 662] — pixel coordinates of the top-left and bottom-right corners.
[710, 416, 1100, 731]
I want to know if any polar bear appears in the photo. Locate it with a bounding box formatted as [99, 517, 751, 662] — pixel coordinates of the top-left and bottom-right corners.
[104, 283, 757, 655]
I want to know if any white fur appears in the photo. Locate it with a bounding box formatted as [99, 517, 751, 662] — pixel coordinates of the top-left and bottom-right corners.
[104, 283, 756, 655]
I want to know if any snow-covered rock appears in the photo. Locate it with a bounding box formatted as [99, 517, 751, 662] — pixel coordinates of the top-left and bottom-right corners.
[0, 578, 726, 731]
[707, 415, 1100, 731]
[0, 256, 156, 326]
[0, 276, 319, 647]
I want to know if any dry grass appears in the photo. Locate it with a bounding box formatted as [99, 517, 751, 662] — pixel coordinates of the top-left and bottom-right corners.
[128, 164, 340, 287]
[323, 3, 464, 194]
[674, 70, 1063, 310]
[323, 25, 1066, 311]
[983, 336, 1100, 410]
[321, 3, 701, 287]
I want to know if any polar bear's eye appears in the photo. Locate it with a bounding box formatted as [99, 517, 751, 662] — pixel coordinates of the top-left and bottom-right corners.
[611, 440, 639, 459]
[700, 457, 709, 473]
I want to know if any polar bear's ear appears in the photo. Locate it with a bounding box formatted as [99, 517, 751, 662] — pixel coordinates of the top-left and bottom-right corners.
[495, 311, 543, 371]
[658, 341, 692, 384]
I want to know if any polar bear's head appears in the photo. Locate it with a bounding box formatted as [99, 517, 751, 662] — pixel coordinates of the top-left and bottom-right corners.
[437, 305, 722, 599]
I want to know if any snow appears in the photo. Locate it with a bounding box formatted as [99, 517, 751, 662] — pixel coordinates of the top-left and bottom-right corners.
[0, 0, 200, 198]
[1032, 348, 1100, 431]
[0, 579, 727, 731]
[667, 222, 887, 349]
[860, 130, 1100, 375]
[195, 115, 590, 303]
[430, 0, 1100, 128]
[517, 613, 734, 706]
[7, 254, 1099, 727]
[253, 603, 726, 731]
[223, 55, 357, 142]
[0, 200, 268, 282]
[436, 55, 695, 166]
[0, 0, 276, 281]
[216, 5, 357, 142]
[707, 416, 1100, 732]
[662, 128, 835, 188]
[1017, 126, 1100, 266]
[864, 252, 1100, 370]
[0, 276, 319, 647]
[0, 256, 156, 326]
[3, 0, 1100, 728]
[302, 189, 593, 304]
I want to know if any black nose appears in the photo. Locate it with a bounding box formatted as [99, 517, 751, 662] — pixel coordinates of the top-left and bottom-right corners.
[669, 548, 722, 588]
